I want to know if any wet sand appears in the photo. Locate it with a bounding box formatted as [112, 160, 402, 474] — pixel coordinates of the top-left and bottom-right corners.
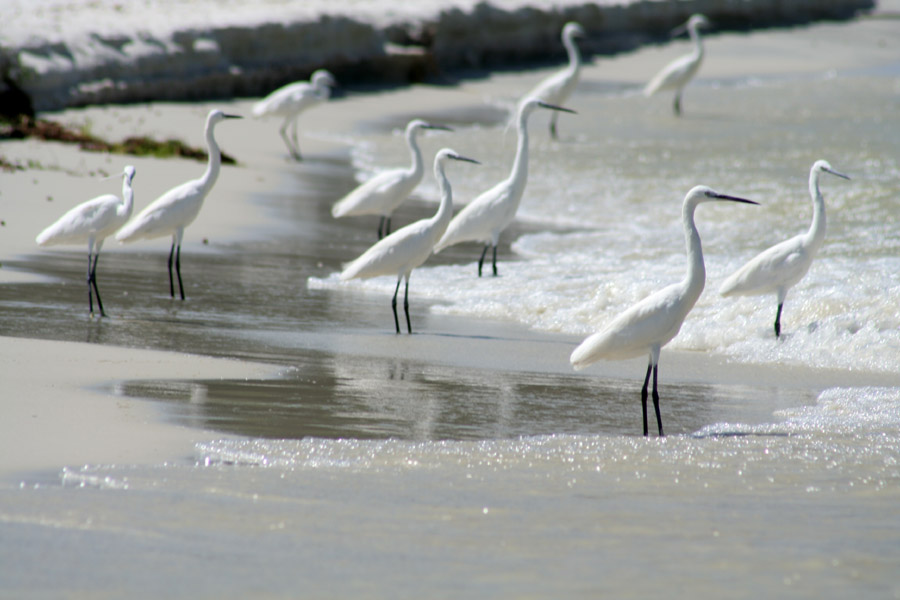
[2, 7, 900, 481]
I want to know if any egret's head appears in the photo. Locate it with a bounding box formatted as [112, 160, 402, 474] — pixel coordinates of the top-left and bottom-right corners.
[408, 119, 453, 135]
[435, 148, 480, 167]
[123, 165, 136, 182]
[673, 14, 710, 37]
[312, 69, 337, 89]
[812, 159, 851, 181]
[518, 97, 577, 120]
[563, 22, 586, 40]
[207, 109, 242, 126]
[686, 185, 758, 208]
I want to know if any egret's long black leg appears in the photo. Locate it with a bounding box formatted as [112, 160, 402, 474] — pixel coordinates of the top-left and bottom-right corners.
[652, 365, 664, 437]
[549, 112, 559, 140]
[491, 245, 498, 276]
[673, 92, 682, 116]
[641, 363, 652, 437]
[774, 303, 783, 338]
[477, 244, 490, 277]
[167, 241, 176, 298]
[391, 278, 402, 334]
[377, 216, 386, 240]
[86, 251, 95, 316]
[89, 252, 105, 317]
[175, 244, 185, 300]
[403, 278, 411, 334]
[385, 217, 392, 238]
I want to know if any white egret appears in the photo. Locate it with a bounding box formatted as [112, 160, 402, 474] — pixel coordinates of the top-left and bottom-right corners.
[719, 160, 850, 338]
[252, 69, 336, 160]
[115, 109, 240, 300]
[434, 98, 575, 277]
[570, 186, 757, 436]
[519, 21, 585, 139]
[643, 14, 710, 116]
[340, 148, 479, 334]
[331, 119, 452, 239]
[36, 165, 136, 317]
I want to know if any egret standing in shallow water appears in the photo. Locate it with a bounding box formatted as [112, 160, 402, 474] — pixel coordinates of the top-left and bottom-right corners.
[116, 109, 240, 300]
[252, 69, 336, 160]
[434, 98, 575, 277]
[519, 21, 585, 139]
[331, 119, 452, 239]
[36, 165, 136, 317]
[341, 149, 479, 334]
[570, 186, 757, 436]
[643, 14, 710, 116]
[719, 160, 850, 338]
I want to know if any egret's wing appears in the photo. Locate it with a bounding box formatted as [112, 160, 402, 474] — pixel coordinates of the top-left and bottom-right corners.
[341, 219, 434, 280]
[643, 54, 694, 96]
[36, 194, 121, 246]
[719, 235, 810, 296]
[435, 181, 512, 250]
[116, 181, 202, 242]
[332, 169, 413, 217]
[252, 82, 313, 117]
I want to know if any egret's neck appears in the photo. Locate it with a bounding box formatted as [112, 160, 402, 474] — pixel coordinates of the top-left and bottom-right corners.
[407, 129, 425, 178]
[120, 178, 134, 219]
[200, 122, 223, 192]
[563, 33, 582, 74]
[681, 199, 706, 304]
[431, 161, 455, 237]
[689, 25, 705, 59]
[806, 170, 827, 250]
[509, 112, 531, 194]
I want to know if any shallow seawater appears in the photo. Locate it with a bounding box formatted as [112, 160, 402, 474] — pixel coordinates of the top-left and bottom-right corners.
[2, 35, 900, 599]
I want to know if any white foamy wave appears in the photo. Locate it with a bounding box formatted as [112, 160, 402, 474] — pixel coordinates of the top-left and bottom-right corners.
[696, 387, 900, 437]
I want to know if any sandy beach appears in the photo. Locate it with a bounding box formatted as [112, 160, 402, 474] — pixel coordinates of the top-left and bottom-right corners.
[1, 4, 899, 597]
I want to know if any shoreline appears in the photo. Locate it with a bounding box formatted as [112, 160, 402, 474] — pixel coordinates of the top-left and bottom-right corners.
[2, 8, 900, 481]
[1, 0, 876, 113]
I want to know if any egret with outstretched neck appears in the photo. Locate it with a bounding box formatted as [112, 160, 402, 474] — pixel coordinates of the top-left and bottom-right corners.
[116, 109, 240, 300]
[571, 185, 757, 436]
[519, 22, 585, 138]
[36, 165, 136, 317]
[252, 69, 336, 160]
[643, 14, 710, 116]
[434, 98, 575, 277]
[332, 119, 452, 239]
[341, 149, 479, 334]
[719, 160, 850, 338]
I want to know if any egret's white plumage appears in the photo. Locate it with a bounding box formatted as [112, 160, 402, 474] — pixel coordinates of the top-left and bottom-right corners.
[252, 69, 336, 160]
[719, 160, 850, 337]
[519, 22, 585, 138]
[36, 165, 136, 316]
[331, 119, 452, 238]
[434, 98, 575, 277]
[341, 148, 478, 334]
[115, 109, 240, 300]
[571, 185, 757, 436]
[643, 14, 710, 116]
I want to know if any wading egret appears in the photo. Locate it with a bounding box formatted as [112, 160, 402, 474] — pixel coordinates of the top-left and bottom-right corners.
[570, 186, 757, 436]
[115, 109, 240, 300]
[341, 148, 479, 334]
[519, 21, 585, 139]
[332, 119, 452, 239]
[252, 69, 336, 160]
[434, 98, 575, 277]
[36, 165, 136, 317]
[719, 160, 850, 337]
[643, 14, 710, 116]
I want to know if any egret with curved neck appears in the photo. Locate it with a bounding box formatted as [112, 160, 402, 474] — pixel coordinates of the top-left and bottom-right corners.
[341, 148, 479, 334]
[37, 165, 136, 317]
[116, 109, 241, 300]
[332, 119, 452, 238]
[434, 98, 575, 277]
[571, 185, 757, 436]
[643, 14, 710, 116]
[519, 22, 585, 138]
[719, 160, 850, 337]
